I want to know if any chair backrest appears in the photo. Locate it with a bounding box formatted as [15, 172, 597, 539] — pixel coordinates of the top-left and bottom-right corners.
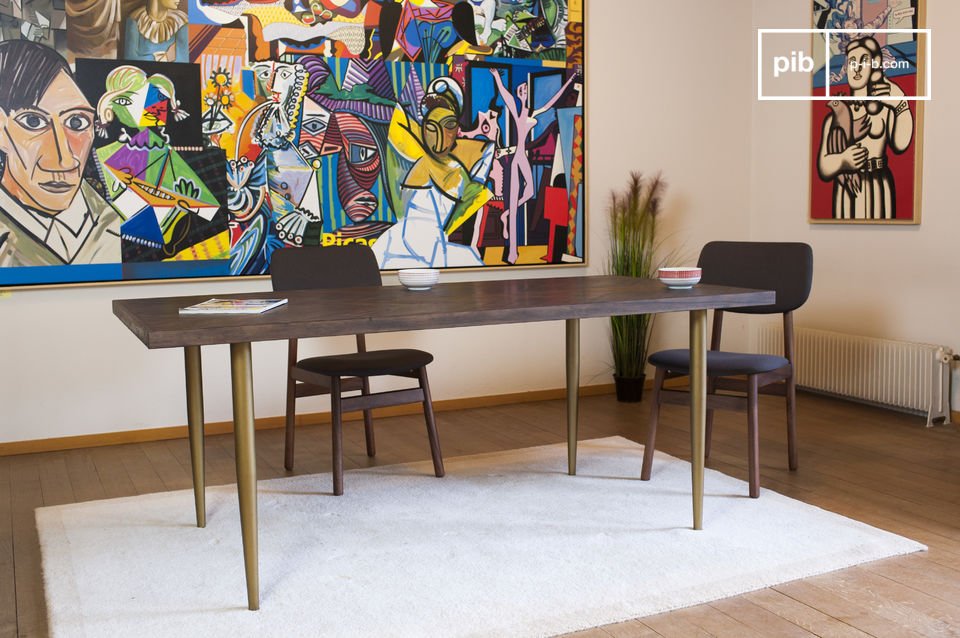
[270, 245, 382, 291]
[698, 241, 813, 314]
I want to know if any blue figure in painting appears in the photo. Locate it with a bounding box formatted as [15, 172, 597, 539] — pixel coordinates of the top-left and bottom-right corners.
[123, 0, 189, 62]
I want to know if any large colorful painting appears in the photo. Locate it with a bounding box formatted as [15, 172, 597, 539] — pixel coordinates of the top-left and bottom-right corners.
[810, 0, 925, 224]
[0, 0, 584, 287]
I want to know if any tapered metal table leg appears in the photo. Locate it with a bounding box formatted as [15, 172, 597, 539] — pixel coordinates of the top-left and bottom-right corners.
[566, 318, 580, 475]
[230, 342, 259, 610]
[689, 309, 708, 530]
[184, 346, 206, 528]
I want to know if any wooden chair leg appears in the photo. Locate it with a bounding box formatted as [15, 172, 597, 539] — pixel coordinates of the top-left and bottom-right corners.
[284, 375, 297, 471]
[786, 371, 798, 471]
[747, 374, 760, 498]
[361, 377, 376, 458]
[330, 376, 344, 496]
[641, 367, 667, 480]
[418, 368, 445, 478]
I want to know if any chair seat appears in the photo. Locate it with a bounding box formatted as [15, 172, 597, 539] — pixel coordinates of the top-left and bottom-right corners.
[649, 349, 789, 376]
[271, 245, 444, 494]
[296, 349, 434, 378]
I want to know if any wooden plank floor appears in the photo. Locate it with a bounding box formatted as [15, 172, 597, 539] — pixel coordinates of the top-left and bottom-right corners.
[1, 391, 958, 637]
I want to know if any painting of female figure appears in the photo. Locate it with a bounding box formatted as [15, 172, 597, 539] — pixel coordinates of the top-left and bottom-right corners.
[121, 0, 188, 62]
[816, 36, 914, 220]
[809, 0, 924, 224]
[93, 63, 224, 261]
[374, 75, 495, 269]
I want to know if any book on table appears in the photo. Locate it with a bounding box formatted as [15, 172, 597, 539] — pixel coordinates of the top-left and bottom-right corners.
[178, 298, 288, 315]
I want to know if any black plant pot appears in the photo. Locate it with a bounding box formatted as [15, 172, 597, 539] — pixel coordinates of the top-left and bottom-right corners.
[613, 374, 646, 403]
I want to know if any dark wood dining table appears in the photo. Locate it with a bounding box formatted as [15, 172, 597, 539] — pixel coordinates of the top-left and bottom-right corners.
[113, 275, 773, 610]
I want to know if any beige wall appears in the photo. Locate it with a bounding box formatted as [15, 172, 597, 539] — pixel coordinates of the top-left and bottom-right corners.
[0, 268, 615, 444]
[2, 0, 952, 444]
[751, 0, 960, 404]
[590, 0, 756, 357]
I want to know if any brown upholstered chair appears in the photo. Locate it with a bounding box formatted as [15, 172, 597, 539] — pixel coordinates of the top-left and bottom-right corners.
[270, 244, 444, 495]
[641, 241, 814, 497]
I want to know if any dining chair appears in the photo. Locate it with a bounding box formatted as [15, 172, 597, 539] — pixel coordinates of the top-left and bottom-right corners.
[641, 241, 814, 497]
[270, 244, 445, 495]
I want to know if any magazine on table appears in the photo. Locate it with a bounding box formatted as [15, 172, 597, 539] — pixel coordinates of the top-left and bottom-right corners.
[178, 298, 288, 315]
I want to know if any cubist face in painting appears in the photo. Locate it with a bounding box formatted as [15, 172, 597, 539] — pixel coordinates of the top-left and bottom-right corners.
[118, 82, 171, 128]
[252, 61, 307, 144]
[98, 66, 177, 130]
[0, 70, 95, 215]
[329, 112, 381, 222]
[253, 62, 303, 105]
[476, 109, 500, 141]
[420, 77, 464, 159]
[423, 106, 459, 158]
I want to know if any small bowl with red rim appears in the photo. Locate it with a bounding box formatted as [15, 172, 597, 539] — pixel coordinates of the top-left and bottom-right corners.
[658, 266, 702, 289]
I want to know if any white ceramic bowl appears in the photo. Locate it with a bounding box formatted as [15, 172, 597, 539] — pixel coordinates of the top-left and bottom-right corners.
[658, 266, 702, 289]
[398, 268, 439, 290]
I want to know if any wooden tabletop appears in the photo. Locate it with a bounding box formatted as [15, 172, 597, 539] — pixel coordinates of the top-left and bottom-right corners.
[112, 275, 775, 349]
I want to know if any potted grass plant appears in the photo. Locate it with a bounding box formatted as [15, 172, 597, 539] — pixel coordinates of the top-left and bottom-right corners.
[607, 171, 667, 402]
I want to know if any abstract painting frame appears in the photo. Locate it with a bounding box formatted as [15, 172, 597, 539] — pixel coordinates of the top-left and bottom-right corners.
[0, 0, 586, 288]
[809, 0, 925, 225]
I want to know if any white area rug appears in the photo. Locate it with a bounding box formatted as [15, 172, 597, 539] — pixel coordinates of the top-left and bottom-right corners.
[37, 437, 924, 637]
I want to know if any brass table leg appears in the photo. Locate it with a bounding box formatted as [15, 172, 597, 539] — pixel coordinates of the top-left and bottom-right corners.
[566, 318, 580, 475]
[184, 346, 205, 528]
[689, 309, 708, 530]
[230, 342, 259, 611]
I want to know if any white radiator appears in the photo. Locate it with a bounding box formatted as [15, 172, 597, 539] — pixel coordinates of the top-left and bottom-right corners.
[757, 325, 953, 427]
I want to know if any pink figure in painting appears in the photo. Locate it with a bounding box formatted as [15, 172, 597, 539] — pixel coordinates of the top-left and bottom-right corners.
[490, 67, 579, 264]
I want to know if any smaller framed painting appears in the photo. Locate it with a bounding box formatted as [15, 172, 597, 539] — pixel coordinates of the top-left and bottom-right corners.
[809, 0, 926, 224]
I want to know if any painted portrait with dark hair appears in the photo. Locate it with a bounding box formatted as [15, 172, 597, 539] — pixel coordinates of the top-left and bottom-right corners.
[0, 40, 120, 267]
